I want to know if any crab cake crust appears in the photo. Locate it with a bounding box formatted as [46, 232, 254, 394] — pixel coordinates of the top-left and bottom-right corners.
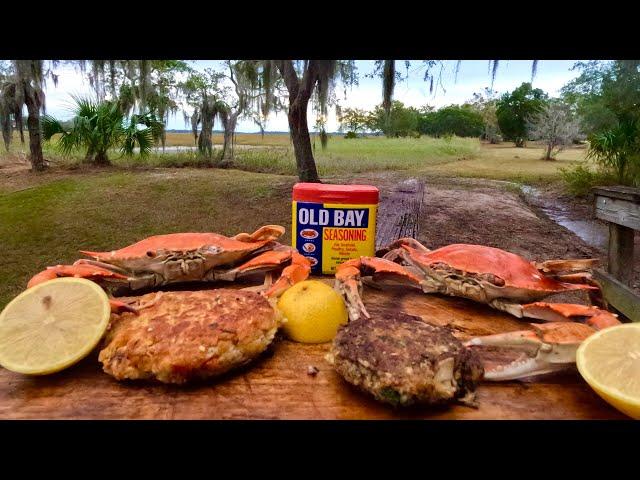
[99, 289, 279, 384]
[326, 311, 483, 407]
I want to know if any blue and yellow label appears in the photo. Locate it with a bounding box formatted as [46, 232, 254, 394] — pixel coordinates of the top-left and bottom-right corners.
[292, 201, 377, 274]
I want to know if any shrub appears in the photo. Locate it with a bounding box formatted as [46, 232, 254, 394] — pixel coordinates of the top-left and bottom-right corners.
[559, 164, 618, 196]
[418, 105, 485, 138]
[344, 131, 358, 139]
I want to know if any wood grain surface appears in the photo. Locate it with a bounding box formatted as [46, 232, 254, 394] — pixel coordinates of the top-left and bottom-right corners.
[0, 278, 627, 420]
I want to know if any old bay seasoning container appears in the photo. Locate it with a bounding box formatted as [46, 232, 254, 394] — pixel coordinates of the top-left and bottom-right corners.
[292, 183, 379, 274]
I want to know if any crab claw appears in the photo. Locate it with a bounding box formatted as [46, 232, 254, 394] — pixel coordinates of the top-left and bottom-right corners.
[27, 264, 129, 289]
[263, 252, 312, 298]
[465, 322, 596, 381]
[109, 299, 139, 315]
[335, 257, 423, 321]
[376, 237, 432, 257]
[521, 302, 620, 330]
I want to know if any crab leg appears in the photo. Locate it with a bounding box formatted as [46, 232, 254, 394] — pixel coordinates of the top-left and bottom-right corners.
[214, 246, 299, 281]
[465, 322, 596, 381]
[335, 257, 423, 321]
[27, 263, 130, 289]
[534, 258, 600, 274]
[489, 299, 620, 330]
[233, 225, 285, 243]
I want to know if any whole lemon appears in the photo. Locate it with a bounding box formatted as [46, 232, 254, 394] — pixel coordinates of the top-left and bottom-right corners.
[277, 280, 349, 343]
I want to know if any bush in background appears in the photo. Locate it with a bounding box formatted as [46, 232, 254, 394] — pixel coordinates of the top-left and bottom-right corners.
[418, 105, 484, 138]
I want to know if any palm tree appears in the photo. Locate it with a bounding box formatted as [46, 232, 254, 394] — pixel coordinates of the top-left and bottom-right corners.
[41, 96, 162, 165]
[0, 60, 58, 171]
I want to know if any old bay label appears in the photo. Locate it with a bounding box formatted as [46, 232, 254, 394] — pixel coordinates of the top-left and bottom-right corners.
[292, 201, 377, 274]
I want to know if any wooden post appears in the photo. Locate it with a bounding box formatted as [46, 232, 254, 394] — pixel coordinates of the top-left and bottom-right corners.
[375, 179, 425, 251]
[608, 223, 635, 285]
[592, 185, 640, 321]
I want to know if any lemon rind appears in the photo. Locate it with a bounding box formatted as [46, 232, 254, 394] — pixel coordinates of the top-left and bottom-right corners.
[576, 323, 640, 409]
[0, 278, 111, 375]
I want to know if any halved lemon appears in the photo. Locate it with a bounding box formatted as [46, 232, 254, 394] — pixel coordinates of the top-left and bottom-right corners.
[0, 278, 111, 375]
[576, 323, 640, 419]
[277, 280, 348, 343]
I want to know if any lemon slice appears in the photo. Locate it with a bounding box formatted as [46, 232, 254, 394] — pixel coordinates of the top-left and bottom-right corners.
[0, 278, 111, 375]
[576, 323, 640, 419]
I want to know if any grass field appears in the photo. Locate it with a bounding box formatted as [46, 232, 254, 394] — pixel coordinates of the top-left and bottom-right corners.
[2, 132, 589, 184]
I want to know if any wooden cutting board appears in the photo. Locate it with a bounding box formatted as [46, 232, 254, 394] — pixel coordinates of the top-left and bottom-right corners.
[0, 278, 627, 419]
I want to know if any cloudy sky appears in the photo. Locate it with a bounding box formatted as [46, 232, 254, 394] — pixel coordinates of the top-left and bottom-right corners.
[39, 60, 584, 132]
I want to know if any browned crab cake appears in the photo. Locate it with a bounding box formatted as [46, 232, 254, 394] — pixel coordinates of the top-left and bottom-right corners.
[99, 289, 280, 384]
[326, 311, 483, 407]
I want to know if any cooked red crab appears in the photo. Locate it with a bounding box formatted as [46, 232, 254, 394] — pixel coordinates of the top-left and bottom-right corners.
[335, 237, 618, 329]
[334, 237, 622, 381]
[27, 225, 311, 311]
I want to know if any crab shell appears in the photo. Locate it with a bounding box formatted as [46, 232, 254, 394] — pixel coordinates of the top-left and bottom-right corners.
[80, 228, 285, 275]
[398, 243, 597, 303]
[26, 226, 311, 309]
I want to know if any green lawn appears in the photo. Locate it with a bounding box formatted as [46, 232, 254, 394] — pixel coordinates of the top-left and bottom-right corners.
[2, 133, 588, 183]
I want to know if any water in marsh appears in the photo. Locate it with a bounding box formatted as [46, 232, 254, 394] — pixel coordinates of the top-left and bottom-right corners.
[137, 144, 283, 153]
[520, 185, 609, 251]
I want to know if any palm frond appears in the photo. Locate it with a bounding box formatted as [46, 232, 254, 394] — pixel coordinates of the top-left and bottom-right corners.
[41, 114, 66, 140]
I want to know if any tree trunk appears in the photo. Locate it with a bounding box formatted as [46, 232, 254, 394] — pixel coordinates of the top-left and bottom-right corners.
[544, 143, 554, 160]
[276, 60, 321, 183]
[288, 98, 319, 182]
[198, 113, 214, 159]
[23, 87, 46, 172]
[83, 145, 95, 164]
[93, 150, 110, 166]
[224, 112, 239, 160]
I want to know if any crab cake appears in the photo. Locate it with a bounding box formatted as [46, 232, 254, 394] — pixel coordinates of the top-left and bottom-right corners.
[99, 289, 280, 384]
[326, 311, 483, 407]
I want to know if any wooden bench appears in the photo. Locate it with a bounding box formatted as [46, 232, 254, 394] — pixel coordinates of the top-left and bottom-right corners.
[592, 186, 640, 322]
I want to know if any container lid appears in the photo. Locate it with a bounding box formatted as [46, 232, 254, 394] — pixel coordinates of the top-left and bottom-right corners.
[293, 183, 379, 204]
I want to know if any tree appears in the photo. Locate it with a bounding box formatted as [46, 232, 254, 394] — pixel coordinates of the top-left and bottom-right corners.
[179, 68, 227, 159]
[77, 60, 189, 152]
[260, 60, 357, 182]
[584, 61, 640, 185]
[560, 61, 615, 134]
[527, 101, 582, 160]
[0, 60, 59, 171]
[377, 60, 539, 117]
[418, 105, 484, 138]
[466, 88, 501, 143]
[368, 101, 419, 137]
[338, 108, 369, 137]
[217, 60, 278, 162]
[496, 82, 548, 147]
[41, 96, 162, 165]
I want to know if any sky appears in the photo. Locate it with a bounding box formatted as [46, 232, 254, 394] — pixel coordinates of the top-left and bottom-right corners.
[37, 60, 584, 133]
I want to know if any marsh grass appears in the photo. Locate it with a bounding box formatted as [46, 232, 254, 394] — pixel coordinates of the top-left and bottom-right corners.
[3, 131, 591, 186]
